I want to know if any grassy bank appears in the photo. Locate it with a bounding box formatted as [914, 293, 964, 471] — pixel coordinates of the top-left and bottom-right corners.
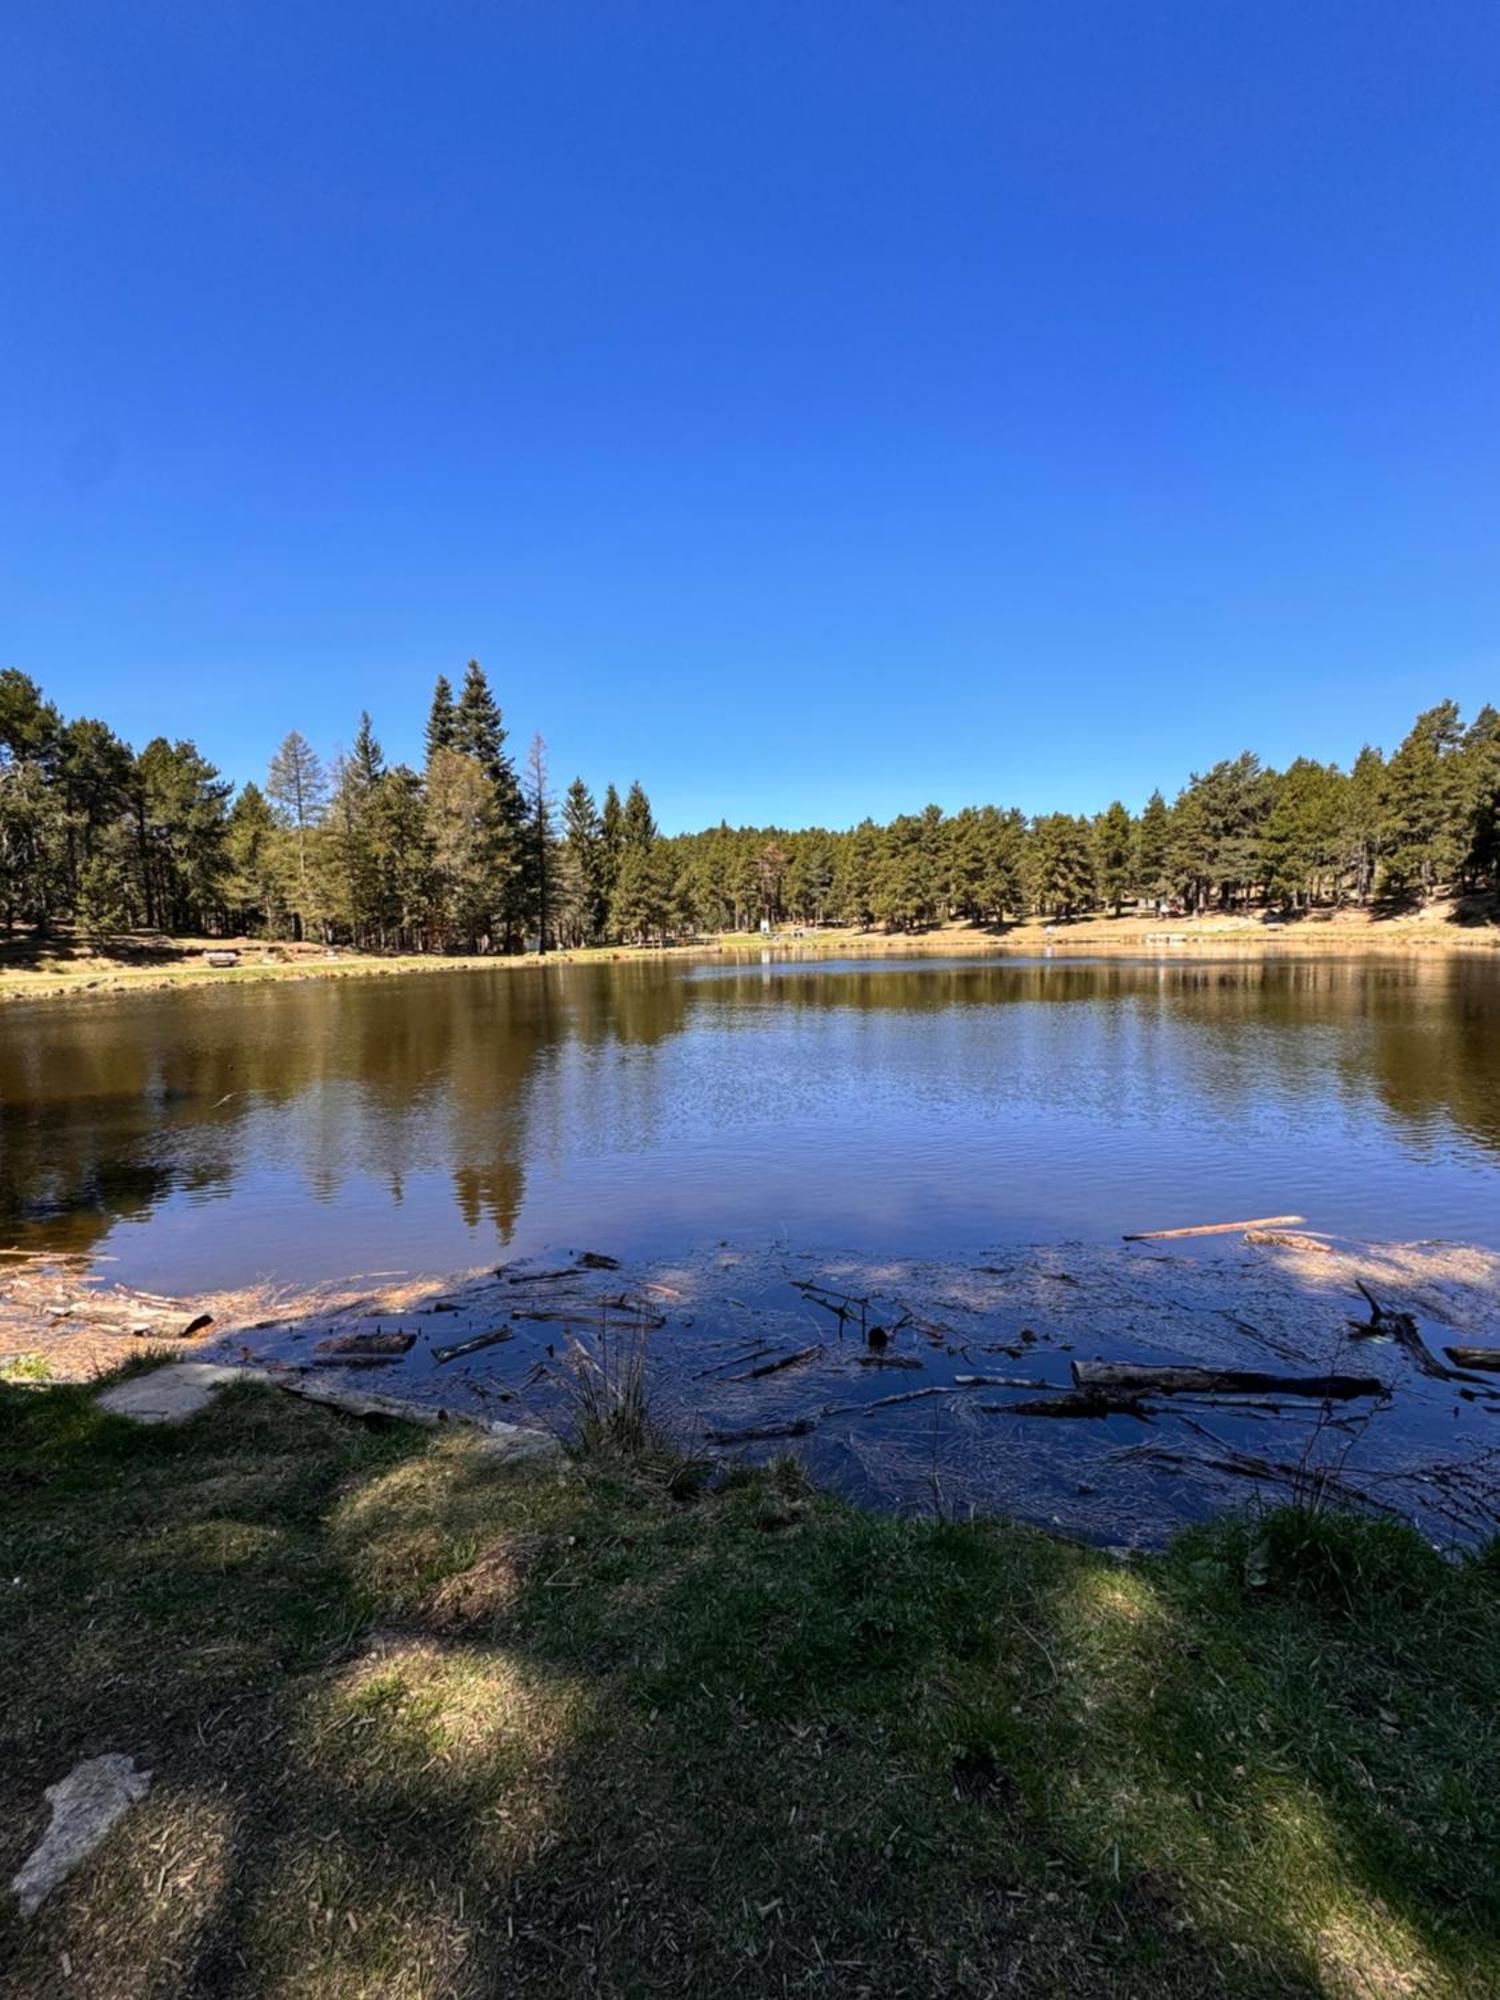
[3, 1376, 1498, 1995]
[3, 901, 1497, 1005]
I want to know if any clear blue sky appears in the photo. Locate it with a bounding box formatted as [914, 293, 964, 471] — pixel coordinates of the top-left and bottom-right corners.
[3, 3, 1497, 832]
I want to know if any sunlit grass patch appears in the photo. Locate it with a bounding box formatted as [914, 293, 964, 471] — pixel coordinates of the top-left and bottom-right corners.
[0, 1351, 53, 1384]
[3, 1373, 1500, 1996]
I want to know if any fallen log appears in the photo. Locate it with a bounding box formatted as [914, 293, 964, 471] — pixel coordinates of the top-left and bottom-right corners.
[1444, 1347, 1500, 1374]
[1123, 1215, 1304, 1242]
[725, 1344, 821, 1382]
[1071, 1361, 1384, 1401]
[432, 1327, 515, 1364]
[994, 1393, 1150, 1420]
[312, 1355, 403, 1370]
[313, 1330, 415, 1359]
[705, 1416, 817, 1445]
[854, 1352, 924, 1370]
[1345, 1282, 1490, 1385]
[954, 1373, 1052, 1389]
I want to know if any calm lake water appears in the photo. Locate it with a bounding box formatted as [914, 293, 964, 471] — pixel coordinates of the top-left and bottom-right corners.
[4, 952, 1500, 1290]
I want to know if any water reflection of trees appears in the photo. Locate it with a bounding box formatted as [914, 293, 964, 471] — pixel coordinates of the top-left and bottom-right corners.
[0, 963, 694, 1256]
[1, 955, 1495, 1259]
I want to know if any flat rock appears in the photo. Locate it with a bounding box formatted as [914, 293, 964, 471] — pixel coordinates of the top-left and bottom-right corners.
[12, 1754, 151, 1916]
[470, 1422, 563, 1466]
[97, 1363, 248, 1424]
[275, 1374, 561, 1459]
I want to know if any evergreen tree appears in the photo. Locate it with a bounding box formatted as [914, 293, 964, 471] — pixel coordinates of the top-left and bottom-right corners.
[453, 661, 527, 939]
[524, 735, 555, 950]
[1383, 701, 1466, 898]
[425, 748, 500, 950]
[599, 783, 625, 911]
[1134, 789, 1172, 903]
[266, 729, 327, 936]
[1092, 801, 1134, 916]
[1028, 813, 1096, 918]
[351, 712, 385, 788]
[1260, 760, 1344, 907]
[131, 738, 232, 933]
[224, 782, 288, 935]
[1341, 747, 1387, 904]
[622, 780, 657, 850]
[424, 675, 457, 762]
[560, 778, 605, 944]
[1459, 706, 1500, 892]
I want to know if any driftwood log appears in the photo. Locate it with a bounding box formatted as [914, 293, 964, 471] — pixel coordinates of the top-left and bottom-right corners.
[1444, 1347, 1500, 1375]
[1071, 1361, 1384, 1401]
[705, 1416, 817, 1445]
[725, 1344, 820, 1382]
[1123, 1215, 1304, 1242]
[432, 1327, 515, 1364]
[313, 1330, 415, 1359]
[995, 1393, 1151, 1420]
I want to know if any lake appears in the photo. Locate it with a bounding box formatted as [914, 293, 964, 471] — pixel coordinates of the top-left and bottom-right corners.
[4, 950, 1499, 1288]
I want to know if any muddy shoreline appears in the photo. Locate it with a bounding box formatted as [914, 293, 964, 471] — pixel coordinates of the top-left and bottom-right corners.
[9, 1230, 1500, 1549]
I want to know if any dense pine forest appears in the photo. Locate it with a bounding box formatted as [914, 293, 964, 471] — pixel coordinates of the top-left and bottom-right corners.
[2, 661, 1498, 951]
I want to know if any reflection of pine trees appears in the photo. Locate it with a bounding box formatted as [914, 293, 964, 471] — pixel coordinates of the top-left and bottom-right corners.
[7, 956, 1500, 1265]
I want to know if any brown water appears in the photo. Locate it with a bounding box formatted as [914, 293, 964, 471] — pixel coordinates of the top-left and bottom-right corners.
[3, 951, 1500, 1288]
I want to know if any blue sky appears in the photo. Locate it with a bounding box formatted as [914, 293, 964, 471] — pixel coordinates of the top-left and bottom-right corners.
[3, 3, 1497, 832]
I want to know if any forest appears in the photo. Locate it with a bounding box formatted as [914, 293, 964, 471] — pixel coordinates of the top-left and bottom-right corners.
[2, 661, 1498, 951]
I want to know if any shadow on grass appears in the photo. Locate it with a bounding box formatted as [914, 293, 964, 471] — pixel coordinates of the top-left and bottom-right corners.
[1, 1370, 1498, 1997]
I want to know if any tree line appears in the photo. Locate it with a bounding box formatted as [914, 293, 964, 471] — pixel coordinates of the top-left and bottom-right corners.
[2, 663, 1498, 949]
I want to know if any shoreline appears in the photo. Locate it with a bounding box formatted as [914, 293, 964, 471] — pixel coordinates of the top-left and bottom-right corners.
[10, 1230, 1499, 1550]
[3, 907, 1497, 1005]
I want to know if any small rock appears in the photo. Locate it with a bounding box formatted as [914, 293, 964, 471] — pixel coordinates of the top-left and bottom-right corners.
[98, 1364, 248, 1424]
[12, 1755, 151, 1917]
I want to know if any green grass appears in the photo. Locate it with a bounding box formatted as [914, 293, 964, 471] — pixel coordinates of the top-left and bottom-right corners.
[2, 1376, 1498, 1996]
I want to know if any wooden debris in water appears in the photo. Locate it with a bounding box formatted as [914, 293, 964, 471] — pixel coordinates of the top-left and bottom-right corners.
[705, 1416, 818, 1445]
[313, 1330, 415, 1359]
[724, 1343, 821, 1382]
[1123, 1215, 1305, 1242]
[432, 1328, 515, 1364]
[1445, 1346, 1500, 1374]
[998, 1392, 1151, 1420]
[1244, 1230, 1333, 1253]
[1071, 1361, 1385, 1401]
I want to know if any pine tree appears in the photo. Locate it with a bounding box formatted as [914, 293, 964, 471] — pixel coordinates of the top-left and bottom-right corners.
[453, 661, 527, 942]
[1028, 813, 1096, 918]
[560, 778, 605, 944]
[1134, 790, 1172, 903]
[351, 713, 385, 787]
[266, 730, 327, 936]
[1383, 701, 1466, 898]
[599, 783, 624, 912]
[1341, 746, 1387, 904]
[524, 735, 555, 951]
[424, 676, 457, 762]
[1092, 801, 1134, 916]
[622, 780, 657, 850]
[224, 782, 288, 935]
[425, 748, 499, 950]
[1459, 706, 1500, 892]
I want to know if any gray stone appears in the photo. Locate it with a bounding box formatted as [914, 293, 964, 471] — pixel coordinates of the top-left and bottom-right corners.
[278, 1376, 561, 1460]
[12, 1754, 151, 1916]
[96, 1363, 249, 1424]
[470, 1422, 564, 1466]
